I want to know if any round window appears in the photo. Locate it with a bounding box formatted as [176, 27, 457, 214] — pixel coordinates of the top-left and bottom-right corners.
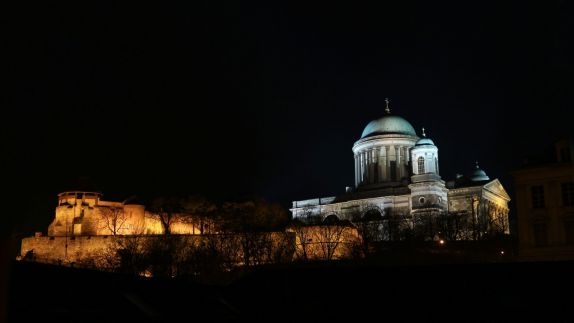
[419, 197, 426, 204]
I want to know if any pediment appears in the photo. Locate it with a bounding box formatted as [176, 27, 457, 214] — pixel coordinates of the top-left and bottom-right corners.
[484, 179, 511, 201]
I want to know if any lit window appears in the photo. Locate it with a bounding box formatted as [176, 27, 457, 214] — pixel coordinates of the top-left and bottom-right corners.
[531, 186, 545, 208]
[561, 182, 574, 206]
[418, 157, 425, 174]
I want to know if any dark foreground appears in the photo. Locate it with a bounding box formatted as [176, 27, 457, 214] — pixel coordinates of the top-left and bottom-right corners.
[6, 259, 574, 322]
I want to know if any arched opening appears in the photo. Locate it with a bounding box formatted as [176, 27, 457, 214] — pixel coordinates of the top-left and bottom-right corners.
[322, 214, 340, 225]
[418, 156, 425, 174]
[362, 208, 383, 222]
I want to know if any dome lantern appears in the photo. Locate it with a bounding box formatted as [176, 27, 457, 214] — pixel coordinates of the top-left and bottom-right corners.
[415, 126, 435, 146]
[411, 127, 440, 176]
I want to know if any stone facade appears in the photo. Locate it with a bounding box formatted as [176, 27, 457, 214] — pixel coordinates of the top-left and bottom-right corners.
[21, 235, 119, 264]
[512, 139, 574, 260]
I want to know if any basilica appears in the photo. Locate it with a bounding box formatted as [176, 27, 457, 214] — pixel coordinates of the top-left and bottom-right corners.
[291, 100, 510, 240]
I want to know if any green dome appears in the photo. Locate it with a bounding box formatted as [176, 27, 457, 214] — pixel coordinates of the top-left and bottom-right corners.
[469, 163, 490, 181]
[415, 138, 435, 146]
[361, 115, 417, 138]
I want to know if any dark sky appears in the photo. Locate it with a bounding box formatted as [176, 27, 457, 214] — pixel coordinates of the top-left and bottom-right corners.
[3, 1, 573, 235]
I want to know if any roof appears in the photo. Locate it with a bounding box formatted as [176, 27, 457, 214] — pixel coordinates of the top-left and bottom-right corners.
[446, 163, 491, 188]
[415, 137, 435, 146]
[469, 165, 490, 182]
[361, 115, 417, 138]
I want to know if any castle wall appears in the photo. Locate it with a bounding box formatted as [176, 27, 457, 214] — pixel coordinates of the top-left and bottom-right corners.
[21, 236, 116, 264]
[21, 232, 296, 267]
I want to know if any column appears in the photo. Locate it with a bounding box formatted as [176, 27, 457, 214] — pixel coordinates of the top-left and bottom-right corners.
[367, 149, 373, 184]
[402, 146, 410, 176]
[361, 151, 366, 183]
[395, 145, 401, 179]
[385, 146, 390, 182]
[370, 148, 377, 184]
[373, 147, 379, 183]
[365, 151, 368, 182]
[357, 152, 363, 184]
[380, 147, 386, 182]
[354, 155, 358, 187]
[356, 154, 360, 186]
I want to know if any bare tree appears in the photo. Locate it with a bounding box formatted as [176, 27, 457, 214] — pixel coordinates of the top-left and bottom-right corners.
[483, 201, 509, 238]
[172, 234, 239, 283]
[437, 211, 466, 241]
[382, 207, 411, 241]
[181, 195, 217, 234]
[290, 220, 313, 261]
[99, 206, 129, 235]
[412, 211, 440, 241]
[220, 199, 289, 267]
[270, 232, 295, 264]
[92, 234, 147, 274]
[149, 197, 183, 235]
[489, 205, 509, 235]
[395, 209, 415, 241]
[348, 204, 383, 257]
[434, 198, 509, 242]
[290, 207, 319, 261]
[314, 214, 352, 261]
[144, 235, 189, 278]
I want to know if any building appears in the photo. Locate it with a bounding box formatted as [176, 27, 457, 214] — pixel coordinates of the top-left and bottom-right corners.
[20, 191, 203, 264]
[48, 191, 199, 237]
[291, 100, 510, 241]
[20, 191, 294, 267]
[512, 138, 574, 260]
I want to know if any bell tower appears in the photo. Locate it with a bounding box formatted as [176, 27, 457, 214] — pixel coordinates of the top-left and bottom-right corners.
[408, 128, 448, 219]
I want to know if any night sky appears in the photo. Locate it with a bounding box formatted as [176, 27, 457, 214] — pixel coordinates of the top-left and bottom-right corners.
[4, 1, 573, 236]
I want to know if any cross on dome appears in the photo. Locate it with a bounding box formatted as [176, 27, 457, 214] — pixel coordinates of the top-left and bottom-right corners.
[384, 97, 391, 114]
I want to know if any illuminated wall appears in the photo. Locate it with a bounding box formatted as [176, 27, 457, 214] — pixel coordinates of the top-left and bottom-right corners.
[288, 225, 359, 260]
[20, 233, 295, 268]
[47, 191, 199, 237]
